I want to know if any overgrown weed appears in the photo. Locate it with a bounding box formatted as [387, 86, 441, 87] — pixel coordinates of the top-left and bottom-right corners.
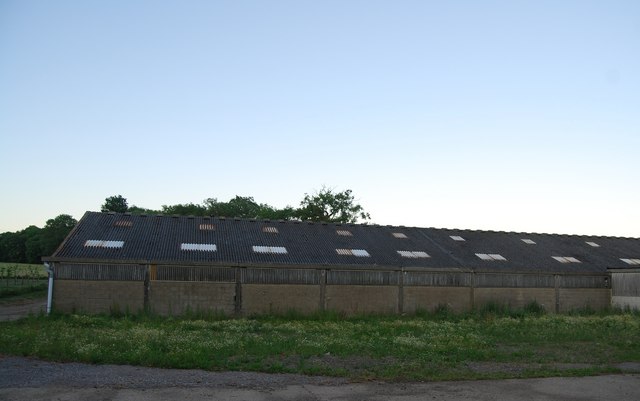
[3, 303, 639, 381]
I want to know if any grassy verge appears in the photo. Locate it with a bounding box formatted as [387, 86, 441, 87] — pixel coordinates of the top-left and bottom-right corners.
[0, 287, 47, 304]
[1, 307, 639, 381]
[0, 285, 47, 302]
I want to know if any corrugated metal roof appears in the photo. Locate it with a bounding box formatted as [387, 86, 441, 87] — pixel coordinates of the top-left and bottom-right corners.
[47, 211, 640, 273]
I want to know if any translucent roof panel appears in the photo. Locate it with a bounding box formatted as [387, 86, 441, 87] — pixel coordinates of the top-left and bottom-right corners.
[252, 245, 287, 254]
[476, 253, 507, 261]
[351, 249, 371, 257]
[84, 240, 124, 249]
[181, 243, 217, 252]
[397, 250, 430, 258]
[552, 256, 581, 264]
[336, 248, 370, 257]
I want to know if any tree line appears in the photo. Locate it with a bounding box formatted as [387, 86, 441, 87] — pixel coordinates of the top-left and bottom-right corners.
[0, 215, 77, 264]
[0, 187, 370, 264]
[102, 187, 370, 223]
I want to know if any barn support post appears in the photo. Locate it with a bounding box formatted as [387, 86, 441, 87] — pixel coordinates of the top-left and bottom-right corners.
[319, 269, 327, 312]
[234, 267, 243, 315]
[470, 270, 476, 311]
[398, 270, 404, 314]
[143, 264, 150, 312]
[554, 274, 560, 313]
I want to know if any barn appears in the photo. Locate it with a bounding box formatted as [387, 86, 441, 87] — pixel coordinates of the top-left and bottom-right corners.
[43, 211, 640, 316]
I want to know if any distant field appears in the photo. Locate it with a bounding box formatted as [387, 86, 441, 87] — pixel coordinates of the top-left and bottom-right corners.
[0, 263, 47, 298]
[0, 263, 47, 279]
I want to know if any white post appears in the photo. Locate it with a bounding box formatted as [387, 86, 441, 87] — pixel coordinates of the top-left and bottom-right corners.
[44, 262, 54, 315]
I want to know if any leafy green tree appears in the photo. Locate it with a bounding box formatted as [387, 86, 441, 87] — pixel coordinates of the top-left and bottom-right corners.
[23, 225, 44, 264]
[162, 203, 208, 216]
[204, 196, 258, 218]
[0, 226, 44, 263]
[204, 196, 297, 220]
[95, 188, 369, 223]
[40, 214, 77, 257]
[295, 187, 370, 223]
[259, 205, 297, 221]
[0, 231, 25, 262]
[127, 205, 162, 215]
[101, 195, 128, 213]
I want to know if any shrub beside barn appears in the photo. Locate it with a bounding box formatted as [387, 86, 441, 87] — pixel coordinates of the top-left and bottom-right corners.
[43, 212, 640, 315]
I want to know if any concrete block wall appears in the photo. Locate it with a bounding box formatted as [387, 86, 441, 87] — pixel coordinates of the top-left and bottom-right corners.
[612, 296, 640, 310]
[403, 287, 472, 313]
[149, 281, 236, 316]
[54, 280, 144, 314]
[325, 285, 399, 315]
[242, 284, 321, 315]
[558, 289, 611, 312]
[474, 288, 556, 312]
[51, 265, 614, 316]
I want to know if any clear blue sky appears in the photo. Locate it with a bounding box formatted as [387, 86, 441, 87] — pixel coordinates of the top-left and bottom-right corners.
[1, 1, 639, 237]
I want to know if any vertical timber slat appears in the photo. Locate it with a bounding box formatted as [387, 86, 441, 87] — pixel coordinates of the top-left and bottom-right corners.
[471, 271, 476, 310]
[143, 264, 150, 311]
[319, 269, 327, 311]
[554, 274, 560, 313]
[234, 267, 242, 315]
[398, 270, 404, 314]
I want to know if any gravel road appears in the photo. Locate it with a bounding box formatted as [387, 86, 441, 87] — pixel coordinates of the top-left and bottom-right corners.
[2, 356, 640, 401]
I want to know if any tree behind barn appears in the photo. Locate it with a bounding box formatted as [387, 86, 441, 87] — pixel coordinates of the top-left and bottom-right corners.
[101, 195, 128, 213]
[296, 187, 370, 224]
[103, 188, 370, 224]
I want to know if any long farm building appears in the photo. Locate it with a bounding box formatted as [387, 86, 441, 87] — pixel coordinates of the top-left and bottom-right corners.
[43, 211, 640, 315]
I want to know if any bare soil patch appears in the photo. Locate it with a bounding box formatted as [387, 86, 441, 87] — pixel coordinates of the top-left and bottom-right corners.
[0, 299, 46, 321]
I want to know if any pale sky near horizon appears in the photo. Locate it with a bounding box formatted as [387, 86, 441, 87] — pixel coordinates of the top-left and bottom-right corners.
[1, 1, 639, 237]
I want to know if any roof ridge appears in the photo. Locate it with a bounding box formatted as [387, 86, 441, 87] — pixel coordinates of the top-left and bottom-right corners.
[87, 211, 640, 239]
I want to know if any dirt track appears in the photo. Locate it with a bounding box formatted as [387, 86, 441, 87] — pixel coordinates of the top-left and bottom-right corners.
[1, 356, 640, 401]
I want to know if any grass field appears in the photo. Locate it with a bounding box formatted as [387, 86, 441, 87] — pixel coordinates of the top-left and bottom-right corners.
[0, 263, 47, 298]
[1, 307, 638, 381]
